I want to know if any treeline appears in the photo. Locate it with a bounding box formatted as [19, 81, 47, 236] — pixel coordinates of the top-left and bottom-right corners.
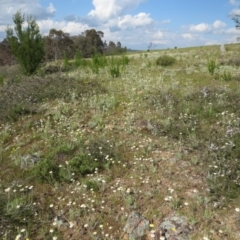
[0, 28, 127, 66]
[44, 28, 127, 61]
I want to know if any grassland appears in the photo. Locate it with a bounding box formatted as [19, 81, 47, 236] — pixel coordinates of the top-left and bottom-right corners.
[1, 43, 240, 239]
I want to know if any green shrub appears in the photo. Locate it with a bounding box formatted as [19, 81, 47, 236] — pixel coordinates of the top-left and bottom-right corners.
[120, 54, 130, 65]
[221, 70, 232, 81]
[74, 50, 88, 68]
[30, 158, 60, 183]
[109, 56, 121, 77]
[207, 59, 217, 75]
[110, 65, 121, 78]
[28, 138, 119, 183]
[6, 11, 44, 75]
[8, 104, 33, 121]
[69, 154, 99, 175]
[84, 180, 99, 192]
[0, 74, 4, 85]
[146, 61, 152, 68]
[91, 53, 108, 74]
[63, 52, 71, 71]
[156, 55, 176, 66]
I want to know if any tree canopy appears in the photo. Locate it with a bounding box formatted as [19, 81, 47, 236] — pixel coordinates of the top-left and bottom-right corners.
[6, 11, 44, 75]
[2, 12, 127, 67]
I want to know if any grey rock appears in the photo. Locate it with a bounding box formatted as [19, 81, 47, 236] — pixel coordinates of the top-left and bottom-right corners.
[156, 215, 192, 240]
[124, 211, 149, 240]
[20, 153, 42, 169]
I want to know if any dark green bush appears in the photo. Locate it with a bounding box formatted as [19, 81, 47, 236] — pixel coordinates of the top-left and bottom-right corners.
[69, 154, 99, 175]
[6, 11, 44, 75]
[85, 180, 99, 192]
[119, 55, 130, 65]
[29, 138, 120, 183]
[221, 70, 232, 81]
[74, 50, 88, 68]
[91, 53, 108, 74]
[109, 56, 121, 77]
[156, 55, 176, 66]
[207, 59, 217, 75]
[0, 74, 4, 85]
[30, 158, 60, 183]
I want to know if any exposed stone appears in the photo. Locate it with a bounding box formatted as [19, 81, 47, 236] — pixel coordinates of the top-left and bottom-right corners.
[155, 215, 192, 240]
[20, 153, 42, 169]
[123, 211, 149, 240]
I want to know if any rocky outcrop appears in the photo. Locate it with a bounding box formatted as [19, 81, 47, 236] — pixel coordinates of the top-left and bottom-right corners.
[124, 212, 192, 240]
[124, 211, 150, 240]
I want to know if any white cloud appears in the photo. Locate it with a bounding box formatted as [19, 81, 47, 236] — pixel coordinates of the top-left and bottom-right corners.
[153, 30, 164, 39]
[189, 23, 212, 32]
[47, 3, 56, 14]
[229, 8, 240, 17]
[229, 0, 240, 5]
[182, 33, 195, 40]
[225, 27, 239, 34]
[117, 13, 153, 30]
[151, 30, 166, 44]
[161, 19, 171, 24]
[205, 40, 221, 45]
[88, 0, 146, 21]
[0, 0, 56, 26]
[213, 20, 226, 29]
[0, 0, 237, 50]
[0, 0, 57, 40]
[37, 19, 89, 36]
[188, 20, 226, 34]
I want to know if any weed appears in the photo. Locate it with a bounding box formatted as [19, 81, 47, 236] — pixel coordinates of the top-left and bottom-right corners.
[91, 53, 108, 74]
[156, 55, 176, 66]
[74, 50, 86, 68]
[84, 180, 100, 192]
[120, 54, 130, 65]
[30, 158, 60, 183]
[221, 70, 232, 81]
[109, 56, 121, 77]
[63, 52, 71, 71]
[0, 74, 4, 85]
[146, 60, 152, 68]
[207, 59, 217, 75]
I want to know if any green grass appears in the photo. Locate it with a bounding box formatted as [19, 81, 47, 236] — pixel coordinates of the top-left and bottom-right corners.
[1, 43, 240, 239]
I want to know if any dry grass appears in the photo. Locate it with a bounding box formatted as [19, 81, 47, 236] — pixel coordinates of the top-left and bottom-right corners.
[1, 43, 240, 240]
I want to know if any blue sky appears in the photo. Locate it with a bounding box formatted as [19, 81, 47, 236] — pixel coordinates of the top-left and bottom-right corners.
[0, 0, 240, 50]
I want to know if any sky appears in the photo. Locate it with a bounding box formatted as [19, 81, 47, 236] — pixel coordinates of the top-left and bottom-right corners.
[0, 0, 240, 50]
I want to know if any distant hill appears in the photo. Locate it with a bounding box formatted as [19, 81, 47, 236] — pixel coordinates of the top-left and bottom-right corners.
[127, 49, 141, 52]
